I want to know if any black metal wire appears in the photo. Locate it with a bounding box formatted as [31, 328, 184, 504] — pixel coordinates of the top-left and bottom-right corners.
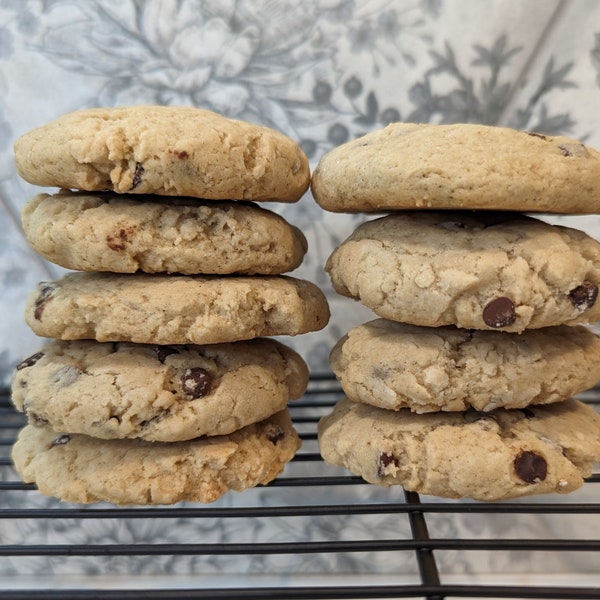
[1, 378, 599, 600]
[1, 586, 600, 600]
[403, 490, 442, 600]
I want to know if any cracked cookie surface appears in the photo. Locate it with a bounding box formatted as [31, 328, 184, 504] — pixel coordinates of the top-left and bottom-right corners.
[12, 338, 308, 442]
[12, 409, 301, 505]
[318, 397, 600, 501]
[331, 319, 600, 412]
[14, 105, 310, 202]
[25, 272, 330, 344]
[22, 191, 307, 275]
[326, 211, 600, 332]
[311, 122, 600, 213]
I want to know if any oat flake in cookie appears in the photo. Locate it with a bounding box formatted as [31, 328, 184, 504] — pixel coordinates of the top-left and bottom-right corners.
[325, 211, 600, 332]
[311, 122, 600, 213]
[12, 410, 301, 505]
[330, 319, 600, 413]
[318, 398, 600, 501]
[12, 338, 309, 442]
[14, 105, 310, 202]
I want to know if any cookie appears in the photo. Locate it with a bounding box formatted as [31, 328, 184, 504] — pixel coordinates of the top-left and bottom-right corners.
[12, 338, 308, 442]
[330, 319, 600, 413]
[21, 191, 307, 275]
[12, 409, 300, 505]
[14, 105, 309, 202]
[311, 122, 600, 213]
[326, 212, 600, 332]
[318, 397, 600, 501]
[25, 272, 330, 344]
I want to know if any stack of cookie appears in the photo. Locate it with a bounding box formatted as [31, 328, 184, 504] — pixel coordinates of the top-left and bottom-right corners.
[313, 122, 600, 501]
[10, 105, 330, 505]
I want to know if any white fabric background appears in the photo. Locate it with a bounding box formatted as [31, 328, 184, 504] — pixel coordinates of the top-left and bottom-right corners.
[4, 0, 600, 382]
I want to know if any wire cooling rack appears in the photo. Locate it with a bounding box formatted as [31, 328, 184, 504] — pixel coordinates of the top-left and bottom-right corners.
[1, 374, 599, 600]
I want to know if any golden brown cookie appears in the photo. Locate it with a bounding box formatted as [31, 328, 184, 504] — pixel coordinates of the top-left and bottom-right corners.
[12, 410, 301, 505]
[318, 397, 600, 501]
[326, 212, 600, 332]
[14, 105, 310, 202]
[330, 319, 600, 412]
[312, 122, 600, 213]
[25, 272, 330, 345]
[21, 191, 307, 274]
[12, 338, 308, 441]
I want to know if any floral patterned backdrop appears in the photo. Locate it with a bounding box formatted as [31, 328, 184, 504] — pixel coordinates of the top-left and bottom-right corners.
[1, 0, 600, 582]
[5, 0, 600, 383]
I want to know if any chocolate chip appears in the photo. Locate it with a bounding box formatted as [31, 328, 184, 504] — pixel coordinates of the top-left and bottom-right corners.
[49, 434, 71, 449]
[181, 367, 212, 399]
[106, 227, 135, 252]
[16, 351, 45, 370]
[154, 346, 180, 364]
[266, 424, 285, 444]
[569, 281, 598, 311]
[33, 284, 55, 320]
[482, 297, 516, 328]
[131, 162, 144, 189]
[169, 149, 190, 159]
[377, 452, 400, 477]
[514, 450, 547, 484]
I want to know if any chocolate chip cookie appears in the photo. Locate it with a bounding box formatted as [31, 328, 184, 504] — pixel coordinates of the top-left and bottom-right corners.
[12, 338, 308, 441]
[318, 397, 600, 501]
[326, 211, 600, 332]
[330, 319, 600, 413]
[311, 122, 600, 213]
[14, 105, 309, 202]
[12, 409, 301, 505]
[21, 191, 307, 274]
[25, 272, 330, 344]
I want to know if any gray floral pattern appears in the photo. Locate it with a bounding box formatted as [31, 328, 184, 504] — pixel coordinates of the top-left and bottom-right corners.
[2, 0, 600, 381]
[2, 0, 600, 581]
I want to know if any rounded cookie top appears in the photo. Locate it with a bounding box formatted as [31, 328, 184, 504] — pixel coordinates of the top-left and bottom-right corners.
[25, 272, 330, 345]
[12, 338, 308, 442]
[318, 397, 600, 501]
[311, 122, 600, 213]
[22, 191, 308, 275]
[331, 319, 600, 413]
[326, 211, 600, 332]
[12, 409, 301, 505]
[14, 105, 310, 202]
